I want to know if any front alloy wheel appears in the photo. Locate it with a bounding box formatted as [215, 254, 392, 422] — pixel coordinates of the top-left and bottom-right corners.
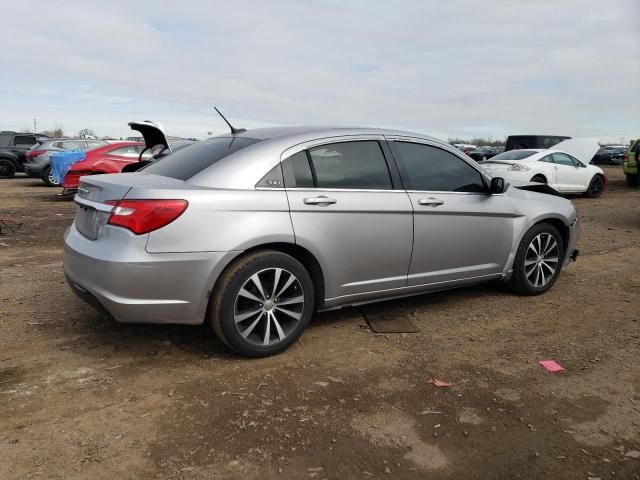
[524, 233, 559, 288]
[508, 223, 564, 295]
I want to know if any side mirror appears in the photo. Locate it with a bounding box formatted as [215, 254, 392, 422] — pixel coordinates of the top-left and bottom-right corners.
[489, 177, 505, 194]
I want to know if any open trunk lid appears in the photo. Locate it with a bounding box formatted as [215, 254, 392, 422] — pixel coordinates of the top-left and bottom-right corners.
[128, 120, 171, 153]
[551, 138, 600, 164]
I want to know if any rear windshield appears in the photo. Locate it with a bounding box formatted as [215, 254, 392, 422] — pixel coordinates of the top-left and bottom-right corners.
[142, 136, 261, 181]
[490, 150, 537, 161]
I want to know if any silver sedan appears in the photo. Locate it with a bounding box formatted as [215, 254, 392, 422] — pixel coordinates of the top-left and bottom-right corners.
[64, 126, 580, 357]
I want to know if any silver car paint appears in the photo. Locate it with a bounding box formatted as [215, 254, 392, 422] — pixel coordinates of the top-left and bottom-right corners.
[63, 126, 580, 325]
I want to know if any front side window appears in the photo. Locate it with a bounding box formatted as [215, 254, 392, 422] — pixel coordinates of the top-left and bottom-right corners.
[393, 142, 486, 193]
[307, 141, 392, 190]
[551, 153, 576, 166]
[13, 135, 36, 146]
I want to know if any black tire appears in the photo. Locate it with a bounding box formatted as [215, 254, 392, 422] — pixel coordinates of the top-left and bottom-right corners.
[508, 223, 565, 296]
[626, 174, 639, 187]
[584, 175, 604, 198]
[209, 250, 315, 357]
[0, 159, 16, 179]
[530, 174, 547, 184]
[41, 166, 60, 187]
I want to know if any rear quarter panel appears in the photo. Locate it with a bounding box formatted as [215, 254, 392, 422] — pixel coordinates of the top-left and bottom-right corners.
[144, 189, 294, 253]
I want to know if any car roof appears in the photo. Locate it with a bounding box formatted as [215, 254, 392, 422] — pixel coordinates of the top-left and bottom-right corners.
[228, 125, 441, 143]
[189, 126, 465, 190]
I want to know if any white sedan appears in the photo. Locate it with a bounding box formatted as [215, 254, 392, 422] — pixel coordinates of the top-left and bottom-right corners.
[480, 138, 605, 197]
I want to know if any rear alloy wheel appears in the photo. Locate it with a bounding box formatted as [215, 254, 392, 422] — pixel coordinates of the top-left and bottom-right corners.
[625, 174, 639, 187]
[508, 223, 564, 295]
[584, 175, 604, 198]
[530, 174, 547, 184]
[42, 166, 60, 187]
[0, 159, 16, 179]
[209, 250, 314, 357]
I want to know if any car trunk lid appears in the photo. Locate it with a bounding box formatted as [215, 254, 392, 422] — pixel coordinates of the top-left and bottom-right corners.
[74, 173, 189, 240]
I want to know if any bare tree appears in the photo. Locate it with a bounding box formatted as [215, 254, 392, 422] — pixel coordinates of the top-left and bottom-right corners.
[78, 128, 96, 138]
[43, 125, 65, 138]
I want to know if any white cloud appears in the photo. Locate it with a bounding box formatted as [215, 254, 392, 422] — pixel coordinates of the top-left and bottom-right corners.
[0, 0, 638, 142]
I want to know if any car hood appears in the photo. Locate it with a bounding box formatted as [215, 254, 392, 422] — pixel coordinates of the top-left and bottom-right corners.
[551, 138, 600, 164]
[128, 121, 171, 152]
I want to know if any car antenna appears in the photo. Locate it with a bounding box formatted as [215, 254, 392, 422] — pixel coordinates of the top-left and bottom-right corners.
[214, 107, 246, 134]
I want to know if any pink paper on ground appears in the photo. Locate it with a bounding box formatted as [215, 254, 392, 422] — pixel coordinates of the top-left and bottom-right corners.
[538, 360, 566, 372]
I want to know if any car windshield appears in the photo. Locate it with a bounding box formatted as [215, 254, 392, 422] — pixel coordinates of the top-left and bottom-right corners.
[490, 150, 537, 161]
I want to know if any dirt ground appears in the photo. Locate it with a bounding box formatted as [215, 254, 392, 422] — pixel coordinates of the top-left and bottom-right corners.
[1, 168, 639, 480]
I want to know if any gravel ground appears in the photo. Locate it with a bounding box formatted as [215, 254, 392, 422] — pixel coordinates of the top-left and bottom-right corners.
[0, 168, 639, 480]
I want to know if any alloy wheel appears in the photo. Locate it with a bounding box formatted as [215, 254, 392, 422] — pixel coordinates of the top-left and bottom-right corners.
[524, 233, 559, 288]
[233, 267, 305, 347]
[48, 171, 59, 186]
[0, 163, 14, 178]
[590, 177, 603, 196]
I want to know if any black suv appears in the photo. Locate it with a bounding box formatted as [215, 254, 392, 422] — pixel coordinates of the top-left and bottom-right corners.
[0, 131, 52, 179]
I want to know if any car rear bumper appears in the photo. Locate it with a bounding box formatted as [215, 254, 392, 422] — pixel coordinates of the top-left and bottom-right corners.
[23, 163, 45, 177]
[63, 224, 237, 325]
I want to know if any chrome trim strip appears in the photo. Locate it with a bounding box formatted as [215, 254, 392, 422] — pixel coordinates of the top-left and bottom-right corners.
[74, 196, 114, 213]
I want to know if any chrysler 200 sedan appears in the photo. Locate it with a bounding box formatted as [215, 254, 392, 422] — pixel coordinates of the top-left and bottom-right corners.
[64, 126, 580, 357]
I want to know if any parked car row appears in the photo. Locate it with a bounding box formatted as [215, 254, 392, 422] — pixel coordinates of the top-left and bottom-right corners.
[591, 145, 627, 166]
[0, 131, 52, 179]
[24, 138, 108, 186]
[623, 139, 640, 187]
[467, 146, 504, 162]
[479, 138, 604, 197]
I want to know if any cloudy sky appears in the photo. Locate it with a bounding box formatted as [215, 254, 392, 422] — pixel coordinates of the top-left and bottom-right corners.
[1, 0, 638, 142]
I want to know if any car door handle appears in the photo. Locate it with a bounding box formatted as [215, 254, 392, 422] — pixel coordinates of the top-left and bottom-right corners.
[418, 197, 444, 206]
[303, 196, 337, 206]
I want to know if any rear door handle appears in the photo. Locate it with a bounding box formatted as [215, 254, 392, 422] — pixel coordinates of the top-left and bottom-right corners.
[303, 196, 337, 206]
[418, 197, 444, 207]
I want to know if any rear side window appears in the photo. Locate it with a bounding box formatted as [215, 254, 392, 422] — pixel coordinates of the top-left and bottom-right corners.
[393, 142, 486, 193]
[282, 151, 314, 188]
[108, 145, 140, 156]
[491, 150, 537, 160]
[61, 141, 85, 151]
[143, 137, 261, 181]
[13, 135, 36, 146]
[0, 133, 12, 146]
[307, 141, 392, 190]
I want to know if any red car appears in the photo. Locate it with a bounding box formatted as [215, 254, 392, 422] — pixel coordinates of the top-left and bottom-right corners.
[62, 141, 146, 189]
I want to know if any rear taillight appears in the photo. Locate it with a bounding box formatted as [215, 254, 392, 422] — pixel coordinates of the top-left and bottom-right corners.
[63, 170, 90, 188]
[105, 199, 188, 235]
[26, 149, 46, 159]
[623, 153, 629, 165]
